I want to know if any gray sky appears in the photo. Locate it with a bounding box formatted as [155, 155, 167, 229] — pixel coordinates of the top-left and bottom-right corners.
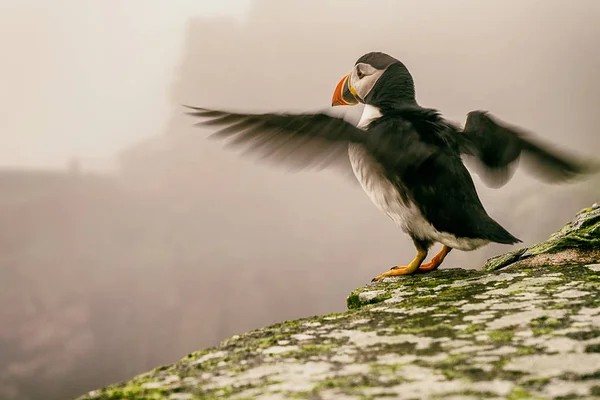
[0, 0, 250, 168]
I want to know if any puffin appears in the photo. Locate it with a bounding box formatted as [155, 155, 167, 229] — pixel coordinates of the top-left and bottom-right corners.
[185, 52, 595, 282]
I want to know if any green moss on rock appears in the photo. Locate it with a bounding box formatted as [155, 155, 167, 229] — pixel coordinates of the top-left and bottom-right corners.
[483, 203, 600, 271]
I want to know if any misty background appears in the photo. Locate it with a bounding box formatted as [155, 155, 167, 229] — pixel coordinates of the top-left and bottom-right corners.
[1, 1, 599, 399]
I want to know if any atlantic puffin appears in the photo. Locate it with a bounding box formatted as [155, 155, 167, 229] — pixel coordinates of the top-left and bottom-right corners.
[186, 52, 595, 281]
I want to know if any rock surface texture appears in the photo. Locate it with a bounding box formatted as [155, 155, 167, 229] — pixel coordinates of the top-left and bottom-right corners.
[79, 204, 600, 400]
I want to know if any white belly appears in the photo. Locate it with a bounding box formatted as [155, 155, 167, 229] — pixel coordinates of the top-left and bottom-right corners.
[348, 143, 428, 235]
[349, 106, 488, 251]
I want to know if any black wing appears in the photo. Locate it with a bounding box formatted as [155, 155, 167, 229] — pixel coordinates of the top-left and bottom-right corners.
[185, 106, 370, 177]
[459, 111, 597, 188]
[185, 106, 438, 182]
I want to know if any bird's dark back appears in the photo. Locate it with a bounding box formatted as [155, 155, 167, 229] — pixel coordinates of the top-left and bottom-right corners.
[364, 106, 519, 243]
[365, 105, 463, 170]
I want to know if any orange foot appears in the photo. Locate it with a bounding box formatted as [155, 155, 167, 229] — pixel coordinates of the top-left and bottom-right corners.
[371, 250, 427, 282]
[417, 245, 452, 273]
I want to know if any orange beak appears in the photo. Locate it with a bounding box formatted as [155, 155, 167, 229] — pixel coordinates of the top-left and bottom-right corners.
[331, 74, 360, 106]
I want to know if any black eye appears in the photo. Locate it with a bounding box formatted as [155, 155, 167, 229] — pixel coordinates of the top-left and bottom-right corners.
[357, 69, 364, 79]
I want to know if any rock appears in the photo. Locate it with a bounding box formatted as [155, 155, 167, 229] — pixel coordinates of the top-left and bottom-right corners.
[77, 205, 600, 400]
[483, 203, 600, 271]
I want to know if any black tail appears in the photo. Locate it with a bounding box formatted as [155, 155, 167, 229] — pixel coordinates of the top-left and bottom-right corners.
[482, 216, 522, 245]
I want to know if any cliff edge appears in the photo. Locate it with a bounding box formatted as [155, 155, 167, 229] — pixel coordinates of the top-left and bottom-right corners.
[78, 204, 600, 400]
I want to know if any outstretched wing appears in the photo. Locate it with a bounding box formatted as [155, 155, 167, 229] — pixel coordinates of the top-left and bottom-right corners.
[185, 106, 369, 176]
[459, 110, 597, 188]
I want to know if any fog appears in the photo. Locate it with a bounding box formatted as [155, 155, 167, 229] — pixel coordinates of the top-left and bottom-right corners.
[1, 1, 599, 399]
[0, 0, 250, 168]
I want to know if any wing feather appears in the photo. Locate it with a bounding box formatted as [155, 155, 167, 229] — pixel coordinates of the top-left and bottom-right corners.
[460, 111, 598, 188]
[184, 106, 369, 177]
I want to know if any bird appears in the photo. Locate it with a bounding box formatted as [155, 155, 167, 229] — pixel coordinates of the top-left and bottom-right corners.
[185, 51, 596, 282]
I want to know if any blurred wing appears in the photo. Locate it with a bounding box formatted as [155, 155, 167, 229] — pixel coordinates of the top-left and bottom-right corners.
[459, 110, 598, 188]
[184, 106, 368, 179]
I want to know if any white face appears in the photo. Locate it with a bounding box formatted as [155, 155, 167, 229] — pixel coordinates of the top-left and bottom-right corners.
[348, 62, 387, 102]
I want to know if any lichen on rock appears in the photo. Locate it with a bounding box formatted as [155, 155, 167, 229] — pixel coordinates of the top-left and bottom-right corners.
[484, 203, 600, 271]
[77, 205, 600, 400]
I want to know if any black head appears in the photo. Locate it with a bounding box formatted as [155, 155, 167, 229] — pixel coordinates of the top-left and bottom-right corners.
[332, 52, 417, 108]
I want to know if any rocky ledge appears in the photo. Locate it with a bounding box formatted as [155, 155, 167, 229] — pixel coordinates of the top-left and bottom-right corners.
[79, 204, 600, 400]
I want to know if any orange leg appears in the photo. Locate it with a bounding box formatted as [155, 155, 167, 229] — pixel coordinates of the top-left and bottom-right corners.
[372, 249, 428, 282]
[417, 245, 452, 273]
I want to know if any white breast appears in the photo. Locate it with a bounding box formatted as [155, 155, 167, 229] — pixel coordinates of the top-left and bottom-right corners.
[348, 106, 488, 251]
[348, 142, 417, 230]
[356, 104, 382, 130]
[350, 105, 424, 234]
